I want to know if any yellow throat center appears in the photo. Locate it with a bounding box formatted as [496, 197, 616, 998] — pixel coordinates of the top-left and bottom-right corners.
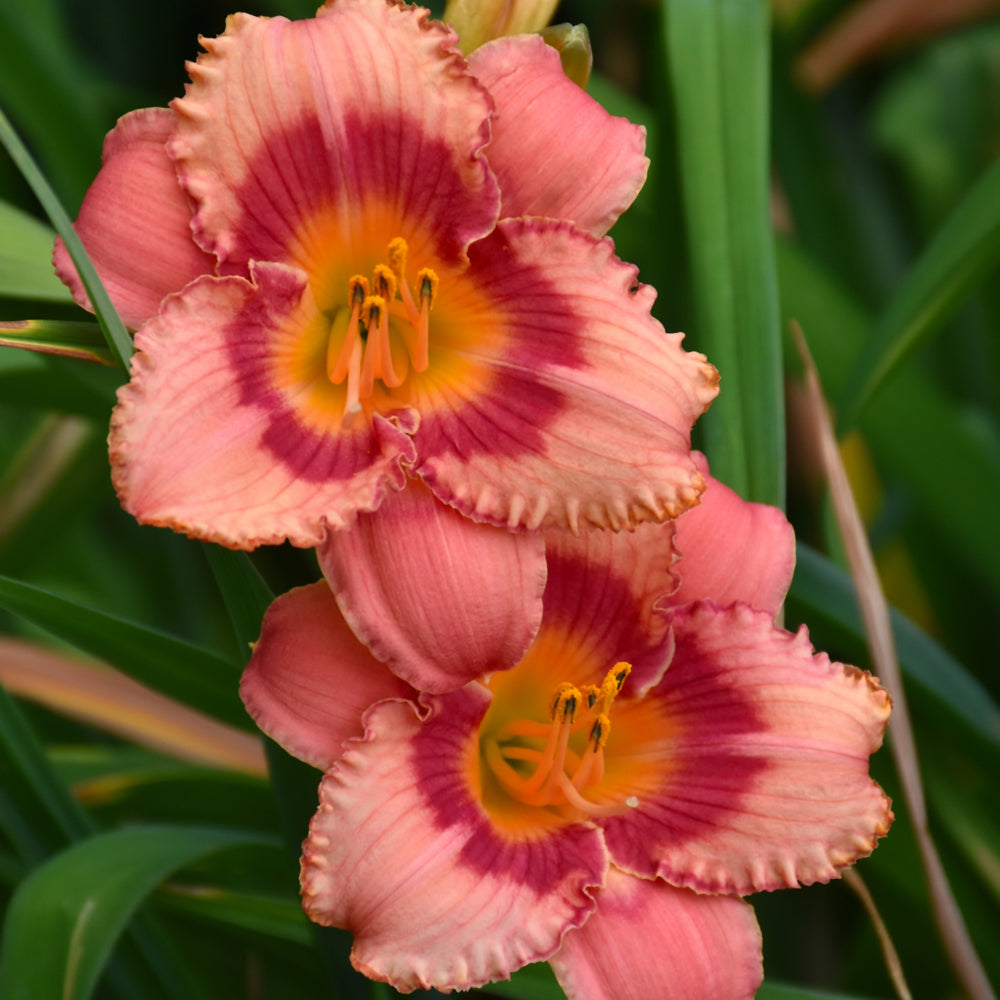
[482, 661, 633, 818]
[325, 237, 439, 415]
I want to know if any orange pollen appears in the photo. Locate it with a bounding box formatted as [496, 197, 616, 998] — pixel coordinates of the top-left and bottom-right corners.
[484, 662, 633, 818]
[325, 238, 438, 415]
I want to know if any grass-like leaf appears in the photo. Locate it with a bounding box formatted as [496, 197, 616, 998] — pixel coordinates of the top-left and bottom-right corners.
[662, 0, 784, 507]
[789, 544, 1000, 749]
[0, 200, 74, 303]
[0, 636, 266, 776]
[158, 886, 311, 946]
[0, 687, 216, 1000]
[0, 825, 275, 1000]
[0, 319, 113, 365]
[797, 331, 994, 1000]
[838, 155, 1000, 430]
[0, 574, 247, 730]
[0, 683, 93, 852]
[0, 106, 132, 369]
[777, 239, 1000, 601]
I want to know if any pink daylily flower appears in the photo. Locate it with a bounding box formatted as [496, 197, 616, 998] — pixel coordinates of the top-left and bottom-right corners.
[240, 456, 893, 997]
[55, 0, 718, 549]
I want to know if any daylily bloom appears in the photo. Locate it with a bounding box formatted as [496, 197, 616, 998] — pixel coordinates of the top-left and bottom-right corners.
[55, 0, 718, 549]
[240, 458, 892, 997]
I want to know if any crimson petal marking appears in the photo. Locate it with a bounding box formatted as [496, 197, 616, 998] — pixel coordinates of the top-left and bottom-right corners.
[111, 269, 415, 549]
[418, 219, 718, 531]
[540, 521, 680, 690]
[601, 602, 893, 895]
[170, 0, 498, 273]
[534, 531, 678, 695]
[301, 689, 607, 993]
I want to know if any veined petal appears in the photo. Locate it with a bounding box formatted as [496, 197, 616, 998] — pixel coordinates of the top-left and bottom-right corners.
[317, 479, 546, 694]
[535, 523, 679, 695]
[301, 688, 607, 993]
[669, 452, 796, 615]
[53, 108, 215, 330]
[470, 35, 648, 236]
[170, 0, 498, 275]
[601, 602, 893, 895]
[240, 583, 415, 770]
[415, 219, 718, 532]
[110, 264, 416, 548]
[551, 868, 762, 1000]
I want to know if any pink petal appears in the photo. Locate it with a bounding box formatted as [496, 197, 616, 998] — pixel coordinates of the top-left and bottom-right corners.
[170, 1, 498, 274]
[416, 219, 718, 532]
[240, 582, 415, 770]
[301, 688, 607, 992]
[601, 602, 893, 895]
[539, 522, 678, 695]
[551, 868, 762, 1000]
[469, 35, 648, 236]
[670, 452, 796, 615]
[110, 265, 416, 548]
[317, 480, 546, 694]
[53, 108, 215, 330]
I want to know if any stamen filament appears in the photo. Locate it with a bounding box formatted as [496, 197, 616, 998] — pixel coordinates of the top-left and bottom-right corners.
[414, 268, 437, 373]
[341, 338, 363, 419]
[500, 746, 544, 762]
[570, 714, 610, 789]
[556, 773, 626, 817]
[482, 662, 633, 816]
[326, 240, 436, 407]
[358, 299, 379, 399]
[484, 740, 554, 808]
[495, 719, 553, 741]
[577, 747, 605, 787]
[525, 713, 573, 801]
[327, 277, 366, 384]
[325, 306, 354, 383]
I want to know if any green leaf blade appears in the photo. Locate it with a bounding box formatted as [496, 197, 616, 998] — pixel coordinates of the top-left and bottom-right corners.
[662, 0, 784, 508]
[0, 574, 248, 730]
[0, 201, 74, 303]
[838, 155, 1000, 430]
[0, 107, 132, 370]
[0, 320, 113, 365]
[789, 544, 1000, 749]
[0, 825, 275, 1000]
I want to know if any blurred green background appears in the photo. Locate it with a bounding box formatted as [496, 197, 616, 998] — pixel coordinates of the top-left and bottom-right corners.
[1, 0, 999, 997]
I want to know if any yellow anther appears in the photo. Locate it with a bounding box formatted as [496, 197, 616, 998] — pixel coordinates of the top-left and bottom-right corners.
[550, 682, 582, 723]
[348, 275, 370, 307]
[581, 684, 600, 710]
[327, 239, 434, 404]
[387, 237, 408, 279]
[417, 267, 439, 308]
[589, 713, 611, 751]
[363, 295, 386, 327]
[609, 662, 631, 692]
[592, 661, 632, 715]
[373, 264, 397, 302]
